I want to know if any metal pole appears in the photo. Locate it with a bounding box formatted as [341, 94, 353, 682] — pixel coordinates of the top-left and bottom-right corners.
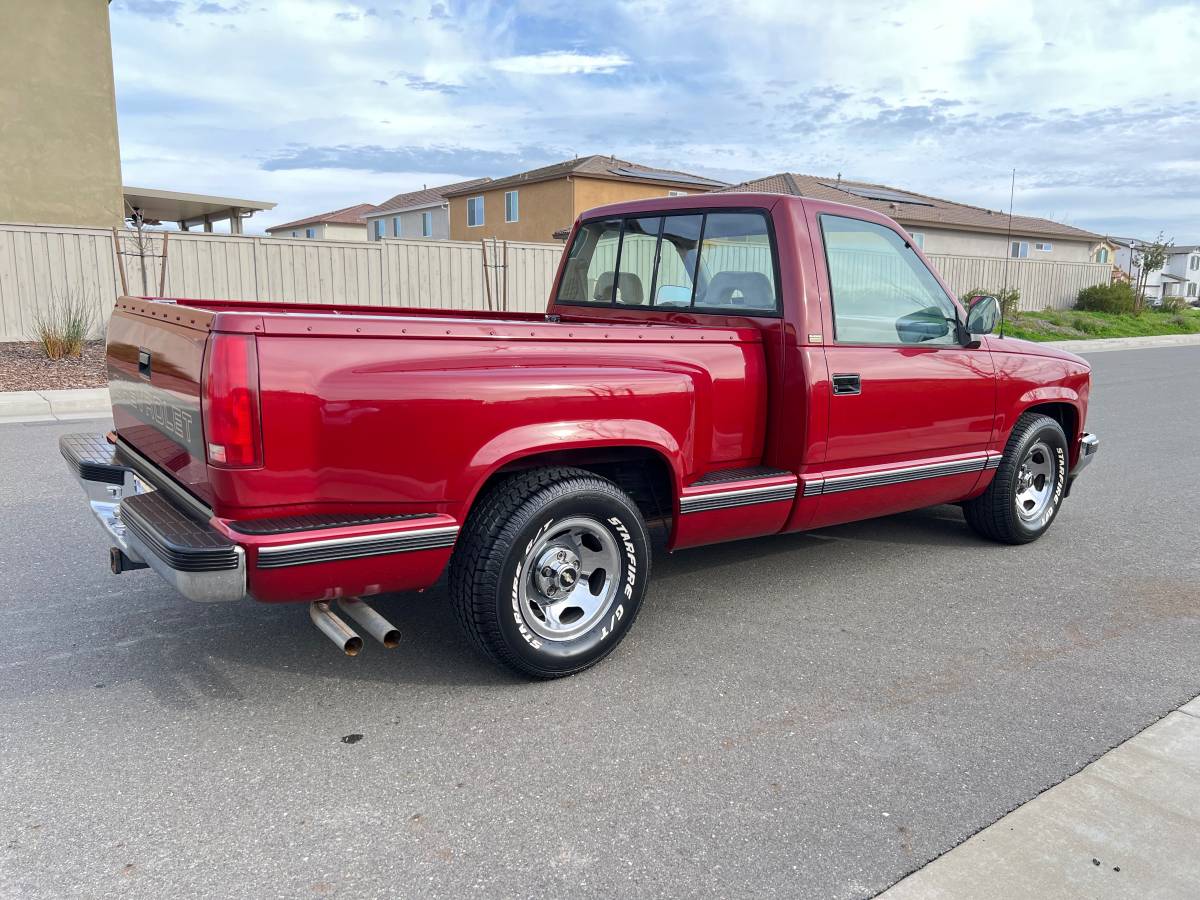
[481, 239, 493, 310]
[502, 239, 509, 311]
[158, 230, 170, 297]
[111, 227, 128, 296]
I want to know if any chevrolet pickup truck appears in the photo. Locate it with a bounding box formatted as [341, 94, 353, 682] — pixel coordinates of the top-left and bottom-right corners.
[62, 192, 1098, 677]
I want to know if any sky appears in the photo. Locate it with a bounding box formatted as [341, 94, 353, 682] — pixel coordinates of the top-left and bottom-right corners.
[110, 0, 1200, 241]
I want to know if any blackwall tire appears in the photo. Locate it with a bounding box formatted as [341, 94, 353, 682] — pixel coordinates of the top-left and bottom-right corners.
[449, 467, 650, 678]
[964, 413, 1069, 545]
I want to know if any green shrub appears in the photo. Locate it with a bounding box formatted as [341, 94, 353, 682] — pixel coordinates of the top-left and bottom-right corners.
[1069, 314, 1106, 335]
[1159, 294, 1188, 313]
[960, 286, 1020, 319]
[1075, 282, 1136, 314]
[30, 291, 94, 359]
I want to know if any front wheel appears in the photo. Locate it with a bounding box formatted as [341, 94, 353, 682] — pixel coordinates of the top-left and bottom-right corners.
[964, 413, 1069, 544]
[449, 467, 650, 678]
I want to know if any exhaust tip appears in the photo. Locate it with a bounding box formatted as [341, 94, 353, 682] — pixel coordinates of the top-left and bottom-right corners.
[344, 636, 364, 657]
[310, 601, 364, 658]
[337, 598, 402, 650]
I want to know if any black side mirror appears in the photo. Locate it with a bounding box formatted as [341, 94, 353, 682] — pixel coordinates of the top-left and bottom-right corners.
[965, 295, 1001, 337]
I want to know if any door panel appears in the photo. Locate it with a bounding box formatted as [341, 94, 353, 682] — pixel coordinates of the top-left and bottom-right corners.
[801, 202, 998, 528]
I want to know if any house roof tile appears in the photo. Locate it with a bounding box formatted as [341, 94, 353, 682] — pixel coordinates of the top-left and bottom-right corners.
[267, 202, 378, 232]
[444, 155, 727, 196]
[369, 178, 493, 215]
[719, 173, 1102, 241]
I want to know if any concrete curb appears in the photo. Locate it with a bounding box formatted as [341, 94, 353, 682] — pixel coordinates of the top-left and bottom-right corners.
[1042, 333, 1200, 353]
[0, 387, 110, 424]
[879, 691, 1200, 899]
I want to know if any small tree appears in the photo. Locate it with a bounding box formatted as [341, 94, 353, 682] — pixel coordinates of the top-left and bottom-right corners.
[1131, 232, 1173, 312]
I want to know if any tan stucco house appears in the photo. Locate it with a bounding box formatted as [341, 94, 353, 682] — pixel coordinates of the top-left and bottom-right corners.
[266, 203, 379, 241]
[723, 174, 1104, 262]
[1, 0, 125, 227]
[444, 156, 727, 243]
[362, 178, 492, 241]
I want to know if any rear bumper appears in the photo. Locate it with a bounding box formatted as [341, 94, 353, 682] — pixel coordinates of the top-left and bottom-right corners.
[60, 432, 457, 604]
[60, 433, 247, 602]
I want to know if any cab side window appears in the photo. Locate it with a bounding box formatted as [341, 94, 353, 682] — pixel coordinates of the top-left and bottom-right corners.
[820, 215, 960, 345]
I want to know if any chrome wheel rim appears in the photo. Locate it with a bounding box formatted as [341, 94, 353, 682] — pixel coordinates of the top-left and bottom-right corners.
[519, 516, 621, 642]
[1015, 440, 1056, 522]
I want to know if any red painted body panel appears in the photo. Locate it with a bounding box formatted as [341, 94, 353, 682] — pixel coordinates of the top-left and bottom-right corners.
[104, 193, 1093, 604]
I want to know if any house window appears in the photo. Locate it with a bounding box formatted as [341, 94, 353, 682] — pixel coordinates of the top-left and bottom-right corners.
[421, 211, 433, 237]
[505, 191, 519, 223]
[1010, 241, 1029, 259]
[305, 227, 315, 239]
[908, 231, 925, 249]
[1096, 247, 1110, 264]
[373, 219, 385, 240]
[667, 190, 687, 197]
[290, 231, 298, 238]
[1034, 242, 1052, 252]
[1190, 256, 1199, 271]
[393, 217, 401, 238]
[467, 196, 484, 227]
[1188, 283, 1197, 298]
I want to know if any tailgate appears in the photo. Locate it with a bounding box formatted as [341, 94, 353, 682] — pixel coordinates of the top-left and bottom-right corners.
[107, 300, 213, 505]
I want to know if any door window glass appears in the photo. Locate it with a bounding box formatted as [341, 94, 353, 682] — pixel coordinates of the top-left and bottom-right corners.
[556, 219, 623, 304]
[613, 217, 660, 306]
[820, 214, 960, 345]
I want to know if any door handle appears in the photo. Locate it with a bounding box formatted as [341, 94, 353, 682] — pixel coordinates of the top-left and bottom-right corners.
[832, 373, 861, 395]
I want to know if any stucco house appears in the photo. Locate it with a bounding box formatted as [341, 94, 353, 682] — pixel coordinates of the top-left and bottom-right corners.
[265, 203, 378, 241]
[444, 155, 727, 243]
[721, 174, 1105, 262]
[1114, 239, 1200, 304]
[361, 178, 492, 241]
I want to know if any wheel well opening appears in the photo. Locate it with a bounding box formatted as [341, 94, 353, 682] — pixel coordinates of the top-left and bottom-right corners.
[480, 447, 675, 531]
[1025, 402, 1078, 443]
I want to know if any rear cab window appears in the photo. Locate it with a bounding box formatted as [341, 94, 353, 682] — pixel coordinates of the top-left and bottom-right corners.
[556, 209, 780, 316]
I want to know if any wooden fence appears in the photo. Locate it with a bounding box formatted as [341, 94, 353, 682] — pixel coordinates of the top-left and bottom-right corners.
[0, 222, 1110, 341]
[0, 224, 563, 341]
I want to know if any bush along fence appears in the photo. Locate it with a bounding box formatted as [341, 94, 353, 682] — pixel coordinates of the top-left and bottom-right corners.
[0, 222, 1111, 341]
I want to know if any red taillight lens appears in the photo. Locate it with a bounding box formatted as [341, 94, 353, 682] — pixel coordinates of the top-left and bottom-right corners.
[201, 333, 262, 468]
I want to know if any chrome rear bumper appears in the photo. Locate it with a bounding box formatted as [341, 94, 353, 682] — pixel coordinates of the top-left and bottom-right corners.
[60, 433, 246, 602]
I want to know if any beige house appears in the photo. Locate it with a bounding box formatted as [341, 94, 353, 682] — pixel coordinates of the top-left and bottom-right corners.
[445, 156, 726, 243]
[724, 174, 1104, 262]
[1, 0, 124, 228]
[266, 204, 378, 241]
[363, 178, 492, 241]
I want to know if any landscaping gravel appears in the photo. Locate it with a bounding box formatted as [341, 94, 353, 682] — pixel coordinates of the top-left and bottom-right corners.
[0, 341, 108, 392]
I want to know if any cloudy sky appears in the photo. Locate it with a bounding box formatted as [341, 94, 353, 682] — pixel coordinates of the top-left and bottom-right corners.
[111, 0, 1199, 241]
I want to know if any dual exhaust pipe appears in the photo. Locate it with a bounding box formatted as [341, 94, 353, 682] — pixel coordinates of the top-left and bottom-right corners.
[309, 598, 401, 656]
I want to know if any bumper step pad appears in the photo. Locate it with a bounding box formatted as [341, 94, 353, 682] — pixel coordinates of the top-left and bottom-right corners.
[120, 492, 239, 573]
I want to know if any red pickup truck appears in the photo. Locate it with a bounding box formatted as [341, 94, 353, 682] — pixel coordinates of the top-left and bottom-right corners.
[62, 192, 1097, 677]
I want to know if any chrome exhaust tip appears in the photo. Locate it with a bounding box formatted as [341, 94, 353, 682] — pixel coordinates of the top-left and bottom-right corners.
[338, 598, 401, 649]
[309, 601, 363, 656]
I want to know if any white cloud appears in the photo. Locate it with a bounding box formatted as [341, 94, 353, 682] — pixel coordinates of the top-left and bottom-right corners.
[491, 51, 631, 76]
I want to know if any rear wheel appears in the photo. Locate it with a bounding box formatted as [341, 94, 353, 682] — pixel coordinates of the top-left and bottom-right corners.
[449, 467, 650, 678]
[964, 413, 1069, 544]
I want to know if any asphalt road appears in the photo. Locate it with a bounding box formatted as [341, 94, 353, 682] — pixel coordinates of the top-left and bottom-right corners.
[1, 347, 1197, 899]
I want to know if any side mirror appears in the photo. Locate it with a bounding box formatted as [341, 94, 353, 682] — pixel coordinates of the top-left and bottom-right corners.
[966, 295, 1001, 336]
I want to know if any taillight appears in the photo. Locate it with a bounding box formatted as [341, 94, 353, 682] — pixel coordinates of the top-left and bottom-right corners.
[201, 333, 262, 468]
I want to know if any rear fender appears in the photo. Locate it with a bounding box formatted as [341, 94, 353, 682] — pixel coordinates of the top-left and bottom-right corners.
[458, 419, 685, 515]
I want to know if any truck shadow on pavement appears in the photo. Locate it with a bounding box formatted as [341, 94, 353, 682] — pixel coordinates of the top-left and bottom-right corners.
[27, 503, 990, 707]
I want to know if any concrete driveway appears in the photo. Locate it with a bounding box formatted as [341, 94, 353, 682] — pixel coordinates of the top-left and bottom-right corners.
[1, 346, 1197, 899]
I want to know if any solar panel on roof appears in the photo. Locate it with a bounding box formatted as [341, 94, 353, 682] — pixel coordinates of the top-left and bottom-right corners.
[820, 183, 936, 207]
[609, 167, 724, 187]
